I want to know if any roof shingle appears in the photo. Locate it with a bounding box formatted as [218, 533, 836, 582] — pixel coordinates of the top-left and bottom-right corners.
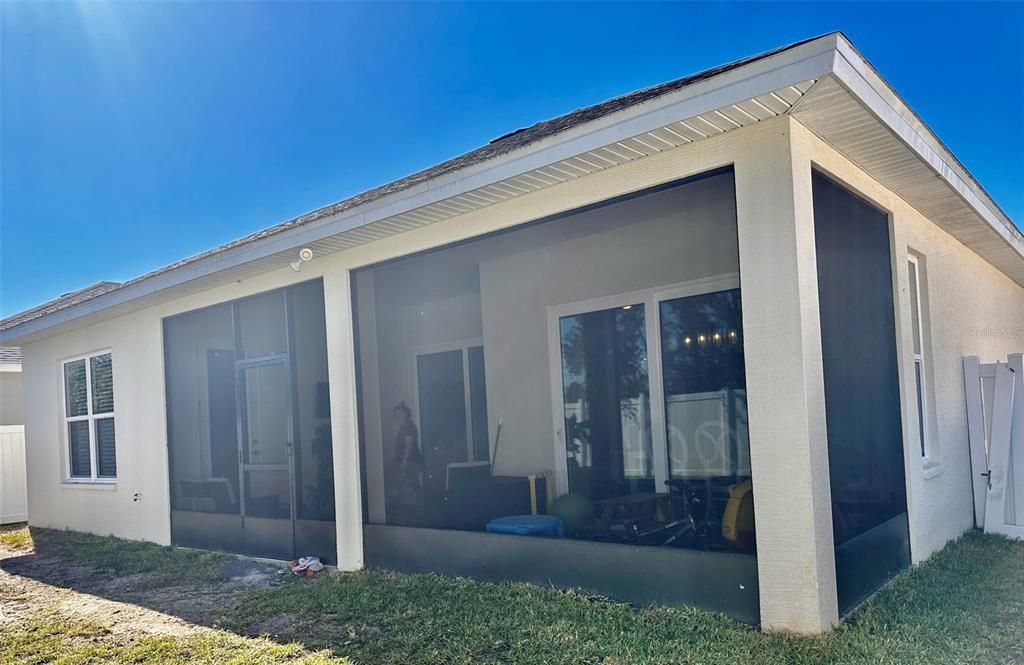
[1, 282, 121, 332]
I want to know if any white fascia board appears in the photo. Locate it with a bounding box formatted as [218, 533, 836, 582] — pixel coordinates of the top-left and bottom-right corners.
[831, 36, 1024, 260]
[0, 364, 21, 373]
[1, 36, 841, 346]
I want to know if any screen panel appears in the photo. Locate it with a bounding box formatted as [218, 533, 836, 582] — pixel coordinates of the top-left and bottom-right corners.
[812, 172, 910, 614]
[164, 281, 336, 564]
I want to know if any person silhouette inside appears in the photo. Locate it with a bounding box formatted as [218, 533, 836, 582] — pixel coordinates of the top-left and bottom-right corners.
[391, 401, 424, 525]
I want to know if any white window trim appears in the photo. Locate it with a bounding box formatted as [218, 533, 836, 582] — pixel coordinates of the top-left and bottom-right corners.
[546, 273, 740, 495]
[61, 349, 116, 484]
[907, 254, 935, 466]
[410, 338, 487, 464]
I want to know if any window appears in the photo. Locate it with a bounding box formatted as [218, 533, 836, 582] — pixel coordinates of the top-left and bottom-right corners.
[63, 352, 116, 480]
[412, 342, 490, 494]
[547, 274, 750, 518]
[907, 254, 930, 459]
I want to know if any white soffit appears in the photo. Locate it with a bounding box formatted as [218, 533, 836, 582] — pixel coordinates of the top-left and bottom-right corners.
[793, 39, 1024, 286]
[308, 79, 818, 255]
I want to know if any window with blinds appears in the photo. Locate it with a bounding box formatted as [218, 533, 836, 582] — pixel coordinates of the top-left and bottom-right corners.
[63, 351, 116, 480]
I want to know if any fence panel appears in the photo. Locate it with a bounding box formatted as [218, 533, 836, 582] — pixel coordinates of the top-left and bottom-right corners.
[0, 425, 28, 524]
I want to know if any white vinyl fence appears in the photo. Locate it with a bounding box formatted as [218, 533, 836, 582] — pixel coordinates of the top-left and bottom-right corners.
[964, 353, 1024, 539]
[564, 389, 749, 480]
[666, 389, 749, 478]
[0, 425, 28, 524]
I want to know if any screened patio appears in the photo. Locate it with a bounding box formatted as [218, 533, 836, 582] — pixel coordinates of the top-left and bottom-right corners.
[352, 168, 759, 620]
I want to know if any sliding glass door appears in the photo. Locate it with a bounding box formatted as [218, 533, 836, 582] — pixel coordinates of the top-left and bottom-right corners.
[549, 275, 752, 552]
[557, 302, 654, 503]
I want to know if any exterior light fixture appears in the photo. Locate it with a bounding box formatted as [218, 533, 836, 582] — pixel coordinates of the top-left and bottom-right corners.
[290, 247, 314, 272]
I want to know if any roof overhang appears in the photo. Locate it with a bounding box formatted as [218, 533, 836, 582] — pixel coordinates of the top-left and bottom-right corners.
[793, 37, 1023, 284]
[3, 33, 1020, 345]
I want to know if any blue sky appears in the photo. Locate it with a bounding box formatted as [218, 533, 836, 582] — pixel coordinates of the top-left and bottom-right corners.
[2, 2, 1022, 317]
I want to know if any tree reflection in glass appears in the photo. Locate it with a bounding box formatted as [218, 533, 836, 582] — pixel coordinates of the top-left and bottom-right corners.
[559, 304, 653, 502]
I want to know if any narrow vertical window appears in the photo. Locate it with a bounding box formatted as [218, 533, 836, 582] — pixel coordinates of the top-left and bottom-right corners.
[63, 351, 116, 480]
[907, 255, 930, 459]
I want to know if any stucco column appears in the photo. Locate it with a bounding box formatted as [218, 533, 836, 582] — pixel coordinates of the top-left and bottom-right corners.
[322, 264, 365, 571]
[734, 117, 838, 632]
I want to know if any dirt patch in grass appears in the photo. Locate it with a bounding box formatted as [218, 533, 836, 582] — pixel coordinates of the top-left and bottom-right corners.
[0, 522, 32, 551]
[0, 527, 287, 639]
[0, 526, 341, 663]
[1, 610, 342, 664]
[29, 527, 233, 586]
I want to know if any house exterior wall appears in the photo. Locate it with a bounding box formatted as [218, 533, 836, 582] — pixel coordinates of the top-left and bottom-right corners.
[21, 307, 169, 542]
[790, 119, 1024, 563]
[15, 115, 1023, 634]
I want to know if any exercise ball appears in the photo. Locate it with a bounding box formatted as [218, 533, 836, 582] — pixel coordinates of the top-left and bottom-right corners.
[551, 493, 593, 534]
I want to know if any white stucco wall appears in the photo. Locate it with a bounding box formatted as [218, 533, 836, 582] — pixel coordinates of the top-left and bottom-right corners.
[15, 115, 1023, 633]
[790, 120, 1024, 562]
[21, 307, 170, 542]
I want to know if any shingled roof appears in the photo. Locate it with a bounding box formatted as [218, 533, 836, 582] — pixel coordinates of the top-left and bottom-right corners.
[0, 34, 826, 334]
[1, 282, 121, 332]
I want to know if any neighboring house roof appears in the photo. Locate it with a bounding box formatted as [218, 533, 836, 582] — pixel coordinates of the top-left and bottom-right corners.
[0, 347, 21, 365]
[1, 32, 1021, 344]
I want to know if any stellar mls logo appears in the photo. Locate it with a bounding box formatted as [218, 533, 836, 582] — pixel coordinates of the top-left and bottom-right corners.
[967, 326, 1023, 339]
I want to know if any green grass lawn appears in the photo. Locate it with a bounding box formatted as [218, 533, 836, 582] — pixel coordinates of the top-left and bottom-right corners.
[2, 526, 1022, 664]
